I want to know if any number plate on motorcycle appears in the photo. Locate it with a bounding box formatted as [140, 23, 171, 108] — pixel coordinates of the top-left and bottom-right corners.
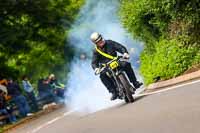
[109, 61, 119, 69]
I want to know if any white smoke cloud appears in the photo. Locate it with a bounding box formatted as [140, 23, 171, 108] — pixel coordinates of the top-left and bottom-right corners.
[65, 59, 120, 113]
[66, 0, 144, 113]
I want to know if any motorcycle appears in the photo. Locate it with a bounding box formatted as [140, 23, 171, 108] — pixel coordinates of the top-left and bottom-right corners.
[95, 56, 135, 103]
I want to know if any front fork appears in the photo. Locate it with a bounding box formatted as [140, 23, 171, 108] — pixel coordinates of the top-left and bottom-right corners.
[111, 70, 125, 99]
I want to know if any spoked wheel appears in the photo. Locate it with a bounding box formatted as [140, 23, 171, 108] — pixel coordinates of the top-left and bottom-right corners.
[118, 74, 134, 103]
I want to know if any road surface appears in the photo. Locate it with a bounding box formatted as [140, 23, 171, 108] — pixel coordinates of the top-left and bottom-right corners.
[9, 80, 200, 133]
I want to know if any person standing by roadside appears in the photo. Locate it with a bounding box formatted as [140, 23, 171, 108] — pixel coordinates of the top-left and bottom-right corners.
[22, 76, 39, 112]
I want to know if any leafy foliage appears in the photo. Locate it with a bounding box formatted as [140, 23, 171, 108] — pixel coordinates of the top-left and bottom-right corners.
[0, 0, 84, 81]
[140, 39, 199, 84]
[119, 0, 200, 84]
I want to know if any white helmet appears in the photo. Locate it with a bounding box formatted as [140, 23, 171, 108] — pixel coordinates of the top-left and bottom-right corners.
[90, 32, 103, 43]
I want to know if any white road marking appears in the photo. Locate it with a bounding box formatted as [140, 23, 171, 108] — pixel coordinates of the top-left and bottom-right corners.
[136, 79, 200, 97]
[29, 109, 77, 133]
[29, 79, 200, 133]
[63, 110, 76, 116]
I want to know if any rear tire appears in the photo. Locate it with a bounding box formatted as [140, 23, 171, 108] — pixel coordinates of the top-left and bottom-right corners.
[118, 74, 134, 103]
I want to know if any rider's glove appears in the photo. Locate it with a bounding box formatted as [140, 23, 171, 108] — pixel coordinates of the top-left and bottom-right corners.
[123, 53, 130, 59]
[94, 68, 101, 74]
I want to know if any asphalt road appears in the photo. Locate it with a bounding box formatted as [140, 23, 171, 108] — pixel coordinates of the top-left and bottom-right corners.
[10, 80, 200, 133]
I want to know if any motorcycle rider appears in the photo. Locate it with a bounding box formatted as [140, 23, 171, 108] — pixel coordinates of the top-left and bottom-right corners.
[91, 32, 143, 100]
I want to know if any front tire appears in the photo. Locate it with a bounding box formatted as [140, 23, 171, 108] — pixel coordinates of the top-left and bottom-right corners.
[118, 74, 134, 103]
[125, 96, 129, 103]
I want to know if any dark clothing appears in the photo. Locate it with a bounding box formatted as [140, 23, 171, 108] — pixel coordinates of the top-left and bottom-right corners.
[22, 79, 39, 112]
[13, 95, 30, 117]
[7, 82, 30, 117]
[37, 79, 45, 92]
[100, 61, 138, 92]
[0, 109, 17, 123]
[37, 79, 58, 103]
[118, 61, 137, 84]
[91, 40, 139, 93]
[92, 40, 128, 70]
[49, 79, 65, 99]
[26, 92, 38, 112]
[100, 73, 116, 93]
[7, 82, 21, 97]
[0, 95, 6, 109]
[49, 79, 59, 90]
[0, 95, 17, 123]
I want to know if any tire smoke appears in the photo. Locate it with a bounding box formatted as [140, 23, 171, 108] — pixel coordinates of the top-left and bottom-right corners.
[66, 0, 143, 113]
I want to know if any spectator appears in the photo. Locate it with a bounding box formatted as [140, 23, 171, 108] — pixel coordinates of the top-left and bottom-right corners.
[37, 78, 57, 104]
[37, 78, 45, 93]
[0, 84, 7, 95]
[0, 90, 17, 124]
[7, 78, 32, 117]
[0, 78, 8, 88]
[0, 79, 12, 102]
[22, 76, 39, 112]
[48, 74, 65, 99]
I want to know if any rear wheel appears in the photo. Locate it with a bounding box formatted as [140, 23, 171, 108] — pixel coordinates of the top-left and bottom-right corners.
[118, 74, 134, 103]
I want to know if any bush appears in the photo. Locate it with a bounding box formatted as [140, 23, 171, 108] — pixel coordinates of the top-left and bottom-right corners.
[140, 39, 199, 84]
[119, 0, 200, 85]
[193, 52, 200, 65]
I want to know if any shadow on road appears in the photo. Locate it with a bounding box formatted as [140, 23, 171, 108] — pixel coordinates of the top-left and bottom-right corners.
[111, 95, 148, 109]
[134, 95, 147, 102]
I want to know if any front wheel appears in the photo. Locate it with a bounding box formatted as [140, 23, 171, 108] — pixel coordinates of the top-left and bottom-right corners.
[118, 74, 134, 103]
[124, 96, 129, 103]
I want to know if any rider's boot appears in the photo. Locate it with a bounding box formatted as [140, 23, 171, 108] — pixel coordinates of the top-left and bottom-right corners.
[132, 81, 143, 89]
[110, 90, 118, 100]
[130, 86, 136, 94]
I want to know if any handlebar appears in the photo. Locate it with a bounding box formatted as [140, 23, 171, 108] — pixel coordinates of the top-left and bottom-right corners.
[94, 56, 129, 75]
[95, 66, 106, 75]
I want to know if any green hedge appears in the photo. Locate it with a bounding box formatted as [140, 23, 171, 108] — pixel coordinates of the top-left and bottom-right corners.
[119, 0, 200, 85]
[140, 39, 199, 84]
